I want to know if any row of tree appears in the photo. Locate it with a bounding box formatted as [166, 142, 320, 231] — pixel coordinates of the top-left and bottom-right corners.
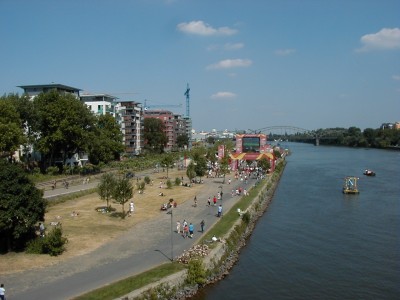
[1, 92, 191, 174]
[280, 126, 400, 148]
[0, 92, 124, 172]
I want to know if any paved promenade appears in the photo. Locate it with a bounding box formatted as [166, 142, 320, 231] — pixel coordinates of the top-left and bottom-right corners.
[4, 173, 255, 300]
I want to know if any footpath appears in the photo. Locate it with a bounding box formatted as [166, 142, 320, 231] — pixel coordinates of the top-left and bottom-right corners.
[3, 172, 256, 300]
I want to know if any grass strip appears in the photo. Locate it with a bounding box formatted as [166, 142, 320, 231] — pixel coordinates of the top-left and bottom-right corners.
[198, 177, 269, 247]
[47, 188, 98, 207]
[72, 262, 185, 300]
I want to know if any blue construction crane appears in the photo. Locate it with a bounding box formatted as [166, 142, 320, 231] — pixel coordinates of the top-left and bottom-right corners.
[184, 83, 190, 117]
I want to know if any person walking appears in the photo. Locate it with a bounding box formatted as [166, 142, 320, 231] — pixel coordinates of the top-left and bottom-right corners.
[0, 283, 5, 300]
[183, 223, 189, 238]
[207, 197, 211, 206]
[176, 221, 181, 234]
[217, 205, 223, 217]
[200, 220, 205, 233]
[193, 196, 197, 207]
[213, 196, 217, 206]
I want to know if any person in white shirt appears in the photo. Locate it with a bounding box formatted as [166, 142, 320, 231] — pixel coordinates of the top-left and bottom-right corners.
[0, 283, 5, 300]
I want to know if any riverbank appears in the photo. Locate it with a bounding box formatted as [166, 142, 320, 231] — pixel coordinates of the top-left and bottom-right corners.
[114, 160, 286, 300]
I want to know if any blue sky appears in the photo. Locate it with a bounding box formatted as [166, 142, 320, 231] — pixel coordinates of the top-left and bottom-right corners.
[1, 0, 399, 132]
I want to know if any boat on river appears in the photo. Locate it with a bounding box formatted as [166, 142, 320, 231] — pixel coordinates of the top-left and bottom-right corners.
[343, 176, 359, 194]
[363, 169, 376, 176]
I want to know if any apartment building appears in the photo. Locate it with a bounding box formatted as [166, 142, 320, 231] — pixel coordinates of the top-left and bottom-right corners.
[18, 83, 81, 99]
[115, 100, 143, 156]
[80, 93, 117, 117]
[144, 110, 176, 152]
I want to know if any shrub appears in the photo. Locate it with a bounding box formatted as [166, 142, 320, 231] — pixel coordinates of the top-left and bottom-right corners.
[166, 179, 173, 189]
[26, 237, 45, 254]
[186, 259, 207, 286]
[25, 225, 68, 256]
[242, 212, 251, 224]
[137, 181, 146, 191]
[175, 177, 181, 186]
[43, 226, 68, 256]
[46, 166, 60, 176]
[144, 176, 151, 184]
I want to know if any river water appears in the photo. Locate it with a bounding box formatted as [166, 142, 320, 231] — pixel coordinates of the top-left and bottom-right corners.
[193, 143, 400, 300]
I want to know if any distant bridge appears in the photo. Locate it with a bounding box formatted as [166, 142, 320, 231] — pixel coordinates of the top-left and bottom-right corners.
[247, 126, 339, 146]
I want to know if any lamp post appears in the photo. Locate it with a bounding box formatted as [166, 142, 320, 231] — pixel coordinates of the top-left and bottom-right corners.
[166, 209, 173, 261]
[218, 185, 223, 203]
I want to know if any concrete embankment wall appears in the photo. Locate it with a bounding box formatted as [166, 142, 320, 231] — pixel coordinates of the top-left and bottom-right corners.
[117, 161, 286, 300]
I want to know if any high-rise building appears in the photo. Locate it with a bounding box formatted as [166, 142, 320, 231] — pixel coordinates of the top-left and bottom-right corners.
[115, 100, 143, 156]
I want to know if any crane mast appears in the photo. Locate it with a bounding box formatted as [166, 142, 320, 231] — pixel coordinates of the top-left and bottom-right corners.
[184, 83, 190, 117]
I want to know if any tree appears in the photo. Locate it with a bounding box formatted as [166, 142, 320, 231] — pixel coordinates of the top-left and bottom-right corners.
[0, 98, 26, 158]
[88, 114, 124, 164]
[194, 156, 207, 181]
[160, 154, 175, 179]
[219, 155, 230, 183]
[98, 173, 116, 209]
[7, 94, 38, 164]
[143, 118, 167, 153]
[186, 162, 196, 182]
[206, 136, 215, 145]
[258, 157, 271, 173]
[176, 134, 189, 149]
[0, 160, 46, 252]
[112, 177, 133, 218]
[32, 90, 96, 170]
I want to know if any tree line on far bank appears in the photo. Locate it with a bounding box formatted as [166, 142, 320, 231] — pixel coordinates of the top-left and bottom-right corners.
[273, 126, 400, 149]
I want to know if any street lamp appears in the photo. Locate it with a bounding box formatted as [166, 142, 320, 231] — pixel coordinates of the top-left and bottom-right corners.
[166, 209, 173, 261]
[219, 185, 223, 211]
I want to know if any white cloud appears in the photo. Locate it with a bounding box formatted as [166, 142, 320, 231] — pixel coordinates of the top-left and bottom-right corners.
[206, 58, 253, 70]
[206, 43, 244, 52]
[224, 43, 244, 50]
[356, 28, 400, 52]
[211, 91, 237, 99]
[275, 49, 296, 56]
[177, 20, 237, 36]
[392, 75, 400, 81]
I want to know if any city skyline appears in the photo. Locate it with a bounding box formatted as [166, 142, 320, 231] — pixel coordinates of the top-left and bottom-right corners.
[1, 0, 399, 131]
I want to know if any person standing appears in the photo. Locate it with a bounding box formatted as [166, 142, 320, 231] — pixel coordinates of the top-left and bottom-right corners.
[129, 201, 135, 216]
[39, 222, 45, 237]
[0, 283, 5, 300]
[200, 220, 205, 233]
[189, 223, 194, 238]
[176, 221, 181, 234]
[213, 196, 217, 206]
[207, 197, 211, 206]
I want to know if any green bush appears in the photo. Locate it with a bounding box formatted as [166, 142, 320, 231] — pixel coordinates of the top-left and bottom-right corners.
[46, 166, 60, 175]
[175, 177, 181, 186]
[242, 212, 251, 224]
[186, 259, 207, 286]
[26, 237, 45, 254]
[137, 181, 145, 191]
[144, 176, 151, 184]
[166, 179, 173, 189]
[25, 225, 68, 256]
[44, 226, 68, 256]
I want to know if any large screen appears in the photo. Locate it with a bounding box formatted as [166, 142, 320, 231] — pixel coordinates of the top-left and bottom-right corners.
[242, 137, 260, 152]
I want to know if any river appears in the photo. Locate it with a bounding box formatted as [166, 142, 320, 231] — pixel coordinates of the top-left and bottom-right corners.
[193, 143, 400, 300]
